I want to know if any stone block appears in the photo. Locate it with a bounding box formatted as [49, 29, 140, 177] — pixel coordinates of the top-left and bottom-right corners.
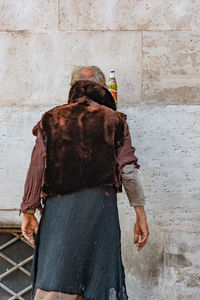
[118, 105, 200, 232]
[0, 0, 58, 31]
[143, 32, 200, 104]
[1, 104, 200, 230]
[0, 31, 142, 106]
[60, 0, 200, 31]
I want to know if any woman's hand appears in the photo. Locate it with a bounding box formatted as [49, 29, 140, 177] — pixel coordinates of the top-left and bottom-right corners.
[133, 206, 149, 251]
[21, 213, 38, 245]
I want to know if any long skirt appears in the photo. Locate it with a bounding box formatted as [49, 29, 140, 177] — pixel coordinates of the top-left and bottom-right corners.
[31, 185, 129, 300]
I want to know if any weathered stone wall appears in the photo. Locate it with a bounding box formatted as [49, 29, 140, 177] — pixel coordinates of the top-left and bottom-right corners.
[0, 1, 199, 299]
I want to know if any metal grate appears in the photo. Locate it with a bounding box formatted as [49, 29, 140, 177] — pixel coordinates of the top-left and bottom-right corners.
[0, 229, 34, 300]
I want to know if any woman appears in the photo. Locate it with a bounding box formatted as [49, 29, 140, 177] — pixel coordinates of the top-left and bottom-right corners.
[20, 66, 149, 300]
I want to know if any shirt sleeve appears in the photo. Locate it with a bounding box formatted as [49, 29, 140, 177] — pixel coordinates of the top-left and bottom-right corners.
[19, 121, 46, 216]
[116, 119, 145, 206]
[121, 163, 145, 206]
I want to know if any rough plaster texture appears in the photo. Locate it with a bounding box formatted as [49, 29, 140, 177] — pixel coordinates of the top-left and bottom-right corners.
[60, 0, 200, 31]
[0, 1, 200, 299]
[162, 232, 200, 300]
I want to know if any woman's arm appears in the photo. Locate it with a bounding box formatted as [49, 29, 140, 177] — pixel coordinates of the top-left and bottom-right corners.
[116, 118, 149, 251]
[116, 119, 145, 206]
[19, 121, 46, 216]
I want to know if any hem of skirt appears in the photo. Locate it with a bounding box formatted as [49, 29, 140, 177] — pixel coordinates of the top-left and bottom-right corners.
[31, 285, 128, 300]
[31, 288, 85, 300]
[32, 287, 86, 300]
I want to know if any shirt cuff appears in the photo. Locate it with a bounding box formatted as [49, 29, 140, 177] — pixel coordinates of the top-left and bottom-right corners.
[19, 202, 44, 216]
[23, 208, 36, 214]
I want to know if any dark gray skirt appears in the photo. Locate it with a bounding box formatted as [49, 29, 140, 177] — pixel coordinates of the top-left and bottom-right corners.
[31, 185, 128, 300]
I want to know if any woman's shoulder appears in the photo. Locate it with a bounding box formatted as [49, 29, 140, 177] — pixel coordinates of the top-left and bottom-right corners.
[32, 120, 47, 147]
[32, 121, 41, 136]
[117, 111, 127, 120]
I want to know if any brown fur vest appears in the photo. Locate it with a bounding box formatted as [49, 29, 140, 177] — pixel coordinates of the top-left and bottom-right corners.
[40, 80, 127, 198]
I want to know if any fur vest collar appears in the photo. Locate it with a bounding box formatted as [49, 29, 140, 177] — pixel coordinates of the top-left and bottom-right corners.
[40, 80, 127, 198]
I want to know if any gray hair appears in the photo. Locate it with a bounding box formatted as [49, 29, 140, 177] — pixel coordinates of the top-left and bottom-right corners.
[70, 65, 107, 87]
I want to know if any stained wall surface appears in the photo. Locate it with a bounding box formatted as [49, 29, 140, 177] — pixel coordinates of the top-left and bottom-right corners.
[0, 1, 200, 299]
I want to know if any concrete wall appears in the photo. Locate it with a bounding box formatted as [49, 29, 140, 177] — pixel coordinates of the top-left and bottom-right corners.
[0, 1, 200, 299]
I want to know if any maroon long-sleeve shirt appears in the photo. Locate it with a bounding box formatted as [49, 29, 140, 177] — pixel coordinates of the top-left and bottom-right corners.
[19, 119, 140, 216]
